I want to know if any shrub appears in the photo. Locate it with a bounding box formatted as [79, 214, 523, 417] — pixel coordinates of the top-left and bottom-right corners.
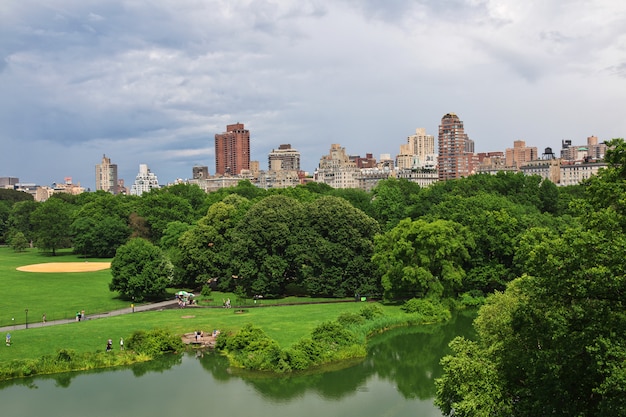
[311, 321, 360, 352]
[126, 329, 183, 356]
[458, 290, 486, 307]
[200, 285, 212, 297]
[337, 312, 365, 326]
[401, 298, 451, 322]
[359, 303, 384, 320]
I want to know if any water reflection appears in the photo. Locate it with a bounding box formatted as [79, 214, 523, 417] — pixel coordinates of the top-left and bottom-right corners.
[195, 309, 476, 402]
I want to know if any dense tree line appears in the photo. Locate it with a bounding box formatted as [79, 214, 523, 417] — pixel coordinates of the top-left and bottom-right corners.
[1, 166, 577, 303]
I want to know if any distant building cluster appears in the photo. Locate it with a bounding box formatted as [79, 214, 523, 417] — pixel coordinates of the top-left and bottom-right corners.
[2, 115, 613, 200]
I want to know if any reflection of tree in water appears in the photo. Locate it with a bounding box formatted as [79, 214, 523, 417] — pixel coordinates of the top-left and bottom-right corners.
[130, 353, 182, 377]
[194, 311, 476, 402]
[368, 311, 476, 399]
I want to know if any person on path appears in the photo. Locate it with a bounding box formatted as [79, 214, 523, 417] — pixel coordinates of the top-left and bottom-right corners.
[42, 313, 46, 323]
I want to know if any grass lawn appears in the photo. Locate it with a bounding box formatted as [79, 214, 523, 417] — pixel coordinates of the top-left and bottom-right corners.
[0, 247, 129, 327]
[1, 302, 401, 363]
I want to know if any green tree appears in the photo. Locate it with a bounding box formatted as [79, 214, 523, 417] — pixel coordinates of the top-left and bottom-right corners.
[71, 215, 130, 258]
[370, 178, 420, 231]
[229, 195, 305, 297]
[301, 196, 381, 297]
[373, 218, 474, 300]
[10, 231, 29, 252]
[110, 238, 173, 301]
[177, 195, 249, 289]
[7, 200, 38, 243]
[134, 191, 194, 241]
[30, 197, 73, 255]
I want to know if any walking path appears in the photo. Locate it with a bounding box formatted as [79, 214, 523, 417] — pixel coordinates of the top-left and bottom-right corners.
[0, 299, 180, 333]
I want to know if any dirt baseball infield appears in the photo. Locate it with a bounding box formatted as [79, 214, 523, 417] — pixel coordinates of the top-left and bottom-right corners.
[16, 262, 111, 273]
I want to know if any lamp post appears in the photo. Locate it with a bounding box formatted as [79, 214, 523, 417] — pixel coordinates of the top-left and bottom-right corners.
[25, 308, 28, 329]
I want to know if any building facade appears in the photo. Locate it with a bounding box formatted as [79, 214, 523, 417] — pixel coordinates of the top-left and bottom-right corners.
[505, 140, 538, 169]
[438, 113, 473, 180]
[314, 144, 360, 189]
[95, 154, 118, 194]
[397, 128, 437, 170]
[268, 144, 301, 171]
[215, 123, 250, 175]
[130, 164, 159, 196]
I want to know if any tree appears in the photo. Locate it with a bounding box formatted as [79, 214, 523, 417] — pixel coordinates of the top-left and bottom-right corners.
[134, 191, 194, 241]
[7, 200, 38, 243]
[373, 218, 474, 300]
[229, 195, 305, 297]
[10, 231, 29, 252]
[436, 144, 626, 415]
[71, 215, 130, 258]
[110, 238, 173, 301]
[301, 196, 381, 297]
[30, 198, 73, 255]
[370, 178, 420, 231]
[177, 195, 250, 288]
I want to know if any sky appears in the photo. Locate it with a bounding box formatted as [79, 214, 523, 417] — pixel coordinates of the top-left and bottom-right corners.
[1, 0, 625, 190]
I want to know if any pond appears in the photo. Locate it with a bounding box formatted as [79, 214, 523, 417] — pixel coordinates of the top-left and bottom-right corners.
[0, 310, 475, 417]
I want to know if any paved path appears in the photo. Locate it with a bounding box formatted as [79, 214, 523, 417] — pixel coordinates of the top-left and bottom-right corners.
[0, 299, 180, 333]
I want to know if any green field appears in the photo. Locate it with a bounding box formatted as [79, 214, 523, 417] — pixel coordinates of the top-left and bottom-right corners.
[0, 247, 128, 327]
[0, 247, 402, 364]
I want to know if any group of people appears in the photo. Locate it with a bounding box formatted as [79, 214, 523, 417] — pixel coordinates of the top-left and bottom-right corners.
[75, 310, 85, 322]
[106, 337, 124, 352]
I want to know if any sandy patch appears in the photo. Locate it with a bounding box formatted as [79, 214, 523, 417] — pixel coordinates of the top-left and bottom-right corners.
[17, 262, 111, 273]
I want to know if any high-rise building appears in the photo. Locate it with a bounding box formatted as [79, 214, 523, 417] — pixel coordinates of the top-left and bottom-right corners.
[215, 123, 250, 175]
[397, 128, 437, 170]
[268, 144, 301, 171]
[95, 155, 118, 194]
[438, 113, 472, 181]
[130, 164, 159, 196]
[505, 140, 538, 169]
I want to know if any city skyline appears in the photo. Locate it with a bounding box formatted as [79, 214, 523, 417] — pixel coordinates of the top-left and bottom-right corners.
[2, 1, 625, 190]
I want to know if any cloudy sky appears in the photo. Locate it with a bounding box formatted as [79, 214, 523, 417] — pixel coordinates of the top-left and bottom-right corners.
[1, 0, 625, 190]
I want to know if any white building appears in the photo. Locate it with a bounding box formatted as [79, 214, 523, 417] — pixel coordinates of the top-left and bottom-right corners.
[130, 164, 159, 196]
[314, 144, 360, 189]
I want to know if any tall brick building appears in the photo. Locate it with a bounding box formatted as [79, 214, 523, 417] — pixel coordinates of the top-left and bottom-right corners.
[438, 113, 473, 180]
[215, 123, 250, 175]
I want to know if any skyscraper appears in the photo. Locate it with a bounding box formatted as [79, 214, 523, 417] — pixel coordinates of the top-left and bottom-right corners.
[95, 154, 118, 194]
[130, 164, 159, 196]
[438, 113, 472, 181]
[215, 123, 250, 175]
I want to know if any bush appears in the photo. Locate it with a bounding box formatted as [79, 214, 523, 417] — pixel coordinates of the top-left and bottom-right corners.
[458, 290, 486, 307]
[359, 303, 384, 320]
[401, 298, 451, 322]
[337, 312, 365, 326]
[200, 285, 212, 297]
[311, 321, 360, 352]
[126, 329, 183, 356]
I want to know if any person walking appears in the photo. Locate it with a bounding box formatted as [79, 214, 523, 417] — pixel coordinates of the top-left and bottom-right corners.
[42, 313, 46, 324]
[120, 337, 124, 351]
[5, 333, 11, 346]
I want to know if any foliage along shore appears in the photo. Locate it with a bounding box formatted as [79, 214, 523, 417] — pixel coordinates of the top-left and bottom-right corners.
[0, 299, 452, 381]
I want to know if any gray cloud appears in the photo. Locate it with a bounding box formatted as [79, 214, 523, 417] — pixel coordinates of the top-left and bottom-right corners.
[1, 0, 625, 189]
